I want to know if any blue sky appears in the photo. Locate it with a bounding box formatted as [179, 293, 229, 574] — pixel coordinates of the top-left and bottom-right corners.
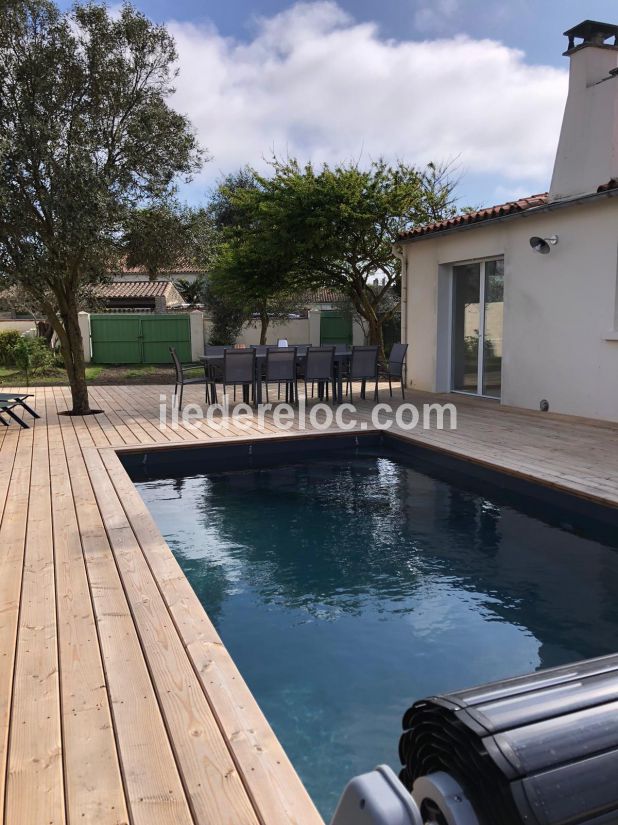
[59, 0, 618, 207]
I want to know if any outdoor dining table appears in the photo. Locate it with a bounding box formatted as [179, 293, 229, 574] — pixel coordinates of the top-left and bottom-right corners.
[200, 348, 352, 405]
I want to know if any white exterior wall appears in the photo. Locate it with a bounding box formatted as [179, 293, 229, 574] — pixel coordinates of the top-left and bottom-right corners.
[403, 198, 618, 421]
[0, 320, 37, 335]
[550, 46, 618, 201]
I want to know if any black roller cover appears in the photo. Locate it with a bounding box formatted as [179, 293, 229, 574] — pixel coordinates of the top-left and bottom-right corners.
[399, 653, 618, 825]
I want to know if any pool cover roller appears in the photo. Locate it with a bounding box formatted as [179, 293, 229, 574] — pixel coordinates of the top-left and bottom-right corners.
[399, 652, 618, 824]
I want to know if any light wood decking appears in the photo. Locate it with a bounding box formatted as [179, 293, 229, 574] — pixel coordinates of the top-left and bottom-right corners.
[0, 384, 616, 825]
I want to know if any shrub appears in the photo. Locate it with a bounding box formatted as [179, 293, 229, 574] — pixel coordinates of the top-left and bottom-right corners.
[0, 330, 22, 366]
[9, 336, 56, 376]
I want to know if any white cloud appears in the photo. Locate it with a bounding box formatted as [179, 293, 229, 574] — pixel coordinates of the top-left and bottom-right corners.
[167, 1, 567, 196]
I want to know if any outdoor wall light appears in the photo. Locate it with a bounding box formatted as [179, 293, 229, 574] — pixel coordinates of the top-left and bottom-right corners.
[529, 234, 559, 254]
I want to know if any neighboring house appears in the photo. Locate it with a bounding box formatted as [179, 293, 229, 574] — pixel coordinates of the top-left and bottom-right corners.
[95, 280, 186, 312]
[300, 288, 351, 312]
[397, 20, 618, 422]
[115, 260, 206, 285]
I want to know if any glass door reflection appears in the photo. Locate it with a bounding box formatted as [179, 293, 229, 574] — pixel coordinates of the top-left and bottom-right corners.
[452, 262, 481, 393]
[452, 259, 503, 398]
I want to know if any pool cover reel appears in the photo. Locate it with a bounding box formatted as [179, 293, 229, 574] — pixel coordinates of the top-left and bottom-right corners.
[399, 652, 618, 825]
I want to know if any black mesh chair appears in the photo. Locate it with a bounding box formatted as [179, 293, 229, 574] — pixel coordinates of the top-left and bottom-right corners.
[264, 347, 297, 403]
[170, 347, 209, 409]
[204, 345, 227, 403]
[347, 346, 379, 402]
[222, 348, 256, 405]
[383, 343, 408, 399]
[304, 346, 335, 401]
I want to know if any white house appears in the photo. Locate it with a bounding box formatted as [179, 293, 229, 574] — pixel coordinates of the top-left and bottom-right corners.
[397, 20, 618, 422]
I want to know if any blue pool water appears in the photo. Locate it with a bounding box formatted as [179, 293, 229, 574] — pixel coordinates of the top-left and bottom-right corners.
[136, 452, 618, 819]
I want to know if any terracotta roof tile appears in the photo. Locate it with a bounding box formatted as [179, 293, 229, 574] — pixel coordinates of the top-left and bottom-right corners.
[596, 179, 618, 193]
[120, 258, 206, 275]
[399, 193, 549, 240]
[96, 281, 186, 305]
[301, 288, 349, 304]
[98, 281, 173, 298]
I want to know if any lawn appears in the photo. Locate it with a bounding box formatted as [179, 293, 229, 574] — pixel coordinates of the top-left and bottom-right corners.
[0, 363, 179, 387]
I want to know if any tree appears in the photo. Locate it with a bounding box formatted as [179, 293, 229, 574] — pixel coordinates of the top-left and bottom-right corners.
[176, 275, 207, 306]
[209, 168, 303, 344]
[122, 203, 214, 280]
[203, 281, 246, 346]
[234, 158, 457, 361]
[0, 1, 202, 412]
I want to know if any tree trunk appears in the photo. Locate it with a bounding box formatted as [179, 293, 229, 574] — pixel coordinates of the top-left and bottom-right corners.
[64, 315, 91, 414]
[48, 291, 91, 415]
[366, 315, 386, 367]
[259, 308, 269, 345]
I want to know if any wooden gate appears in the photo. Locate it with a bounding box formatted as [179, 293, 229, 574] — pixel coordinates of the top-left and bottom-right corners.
[90, 314, 191, 364]
[319, 310, 353, 346]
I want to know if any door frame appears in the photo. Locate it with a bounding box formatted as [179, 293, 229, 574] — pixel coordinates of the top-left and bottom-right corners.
[449, 256, 504, 399]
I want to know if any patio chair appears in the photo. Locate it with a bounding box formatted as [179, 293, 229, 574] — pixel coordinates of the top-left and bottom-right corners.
[264, 347, 297, 404]
[222, 348, 256, 406]
[346, 346, 379, 402]
[204, 345, 226, 399]
[383, 343, 408, 399]
[304, 346, 335, 401]
[0, 393, 40, 421]
[170, 347, 209, 410]
[0, 398, 30, 428]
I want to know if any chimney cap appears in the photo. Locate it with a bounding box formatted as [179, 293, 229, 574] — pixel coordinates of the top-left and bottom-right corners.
[563, 20, 618, 54]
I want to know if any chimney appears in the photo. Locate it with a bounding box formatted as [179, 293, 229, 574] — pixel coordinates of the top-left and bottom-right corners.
[549, 20, 618, 202]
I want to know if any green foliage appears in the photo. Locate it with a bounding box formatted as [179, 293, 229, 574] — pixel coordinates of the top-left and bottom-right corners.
[209, 168, 309, 343]
[210, 158, 457, 358]
[0, 0, 203, 411]
[176, 275, 208, 306]
[0, 330, 22, 366]
[9, 336, 56, 376]
[122, 205, 214, 279]
[204, 282, 247, 346]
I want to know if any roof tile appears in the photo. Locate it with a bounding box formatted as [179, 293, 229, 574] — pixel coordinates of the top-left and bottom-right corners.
[400, 193, 549, 240]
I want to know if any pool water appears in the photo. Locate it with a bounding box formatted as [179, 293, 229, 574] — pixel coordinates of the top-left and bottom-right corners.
[136, 453, 618, 820]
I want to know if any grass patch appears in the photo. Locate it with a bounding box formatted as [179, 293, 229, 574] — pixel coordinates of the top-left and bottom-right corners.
[122, 364, 158, 379]
[0, 366, 19, 380]
[85, 365, 104, 381]
[0, 369, 67, 386]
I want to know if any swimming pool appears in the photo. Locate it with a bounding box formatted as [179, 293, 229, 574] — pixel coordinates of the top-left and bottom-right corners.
[131, 436, 618, 820]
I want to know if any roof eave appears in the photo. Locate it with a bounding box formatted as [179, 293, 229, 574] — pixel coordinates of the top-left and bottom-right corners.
[396, 187, 618, 246]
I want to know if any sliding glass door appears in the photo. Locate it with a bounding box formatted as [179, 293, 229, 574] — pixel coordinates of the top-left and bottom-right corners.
[452, 259, 503, 398]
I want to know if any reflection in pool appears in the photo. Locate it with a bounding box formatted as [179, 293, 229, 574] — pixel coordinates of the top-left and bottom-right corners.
[136, 454, 618, 819]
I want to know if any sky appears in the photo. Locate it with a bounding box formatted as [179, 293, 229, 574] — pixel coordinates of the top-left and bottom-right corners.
[57, 0, 618, 208]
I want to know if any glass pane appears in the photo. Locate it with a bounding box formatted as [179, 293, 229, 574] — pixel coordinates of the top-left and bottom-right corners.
[483, 260, 504, 398]
[452, 263, 480, 393]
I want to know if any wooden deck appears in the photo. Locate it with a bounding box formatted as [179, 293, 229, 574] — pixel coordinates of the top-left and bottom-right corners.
[0, 384, 616, 825]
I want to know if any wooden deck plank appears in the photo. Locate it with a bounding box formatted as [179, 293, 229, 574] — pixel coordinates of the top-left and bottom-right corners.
[82, 444, 260, 825]
[46, 389, 129, 825]
[52, 389, 197, 825]
[0, 426, 31, 825]
[5, 391, 65, 825]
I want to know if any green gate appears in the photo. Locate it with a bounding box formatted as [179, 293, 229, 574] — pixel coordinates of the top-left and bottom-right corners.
[320, 310, 353, 346]
[90, 314, 191, 364]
